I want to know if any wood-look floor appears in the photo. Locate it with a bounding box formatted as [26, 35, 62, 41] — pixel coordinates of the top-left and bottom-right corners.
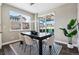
[0, 45, 15, 55]
[0, 43, 79, 55]
[59, 43, 79, 55]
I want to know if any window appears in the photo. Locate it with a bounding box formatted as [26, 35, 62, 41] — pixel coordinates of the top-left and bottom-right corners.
[46, 19, 55, 33]
[22, 22, 30, 30]
[39, 18, 46, 32]
[11, 21, 21, 30]
[39, 14, 55, 34]
[9, 11, 31, 31]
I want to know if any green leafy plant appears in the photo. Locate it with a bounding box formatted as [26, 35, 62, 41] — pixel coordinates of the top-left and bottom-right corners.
[60, 19, 77, 44]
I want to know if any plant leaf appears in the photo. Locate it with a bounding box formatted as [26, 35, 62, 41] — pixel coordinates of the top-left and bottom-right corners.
[71, 24, 77, 29]
[67, 19, 76, 30]
[60, 28, 68, 36]
[69, 29, 77, 36]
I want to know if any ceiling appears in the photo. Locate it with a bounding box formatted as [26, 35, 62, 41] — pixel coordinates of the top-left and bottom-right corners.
[7, 3, 65, 14]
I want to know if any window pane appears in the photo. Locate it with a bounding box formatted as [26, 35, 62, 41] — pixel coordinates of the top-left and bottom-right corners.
[11, 21, 21, 30]
[39, 15, 55, 34]
[39, 18, 46, 32]
[22, 22, 29, 29]
[9, 11, 31, 22]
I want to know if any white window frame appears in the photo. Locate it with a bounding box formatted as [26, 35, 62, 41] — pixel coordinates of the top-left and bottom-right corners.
[9, 11, 31, 31]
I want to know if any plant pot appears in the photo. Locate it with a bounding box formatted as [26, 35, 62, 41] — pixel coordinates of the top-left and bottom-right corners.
[67, 37, 73, 48]
[67, 44, 73, 48]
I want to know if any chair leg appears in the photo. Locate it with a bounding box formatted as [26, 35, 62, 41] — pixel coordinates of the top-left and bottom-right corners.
[36, 42, 39, 50]
[24, 44, 27, 53]
[52, 44, 57, 55]
[19, 41, 22, 47]
[21, 44, 24, 50]
[44, 44, 47, 50]
[19, 41, 24, 49]
[30, 45, 31, 55]
[43, 44, 47, 55]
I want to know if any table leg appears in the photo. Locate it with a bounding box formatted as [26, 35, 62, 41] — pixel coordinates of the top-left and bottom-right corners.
[39, 40, 42, 55]
[20, 41, 23, 45]
[49, 45, 52, 55]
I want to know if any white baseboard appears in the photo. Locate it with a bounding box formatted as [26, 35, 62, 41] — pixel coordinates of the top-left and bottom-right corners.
[55, 40, 78, 47]
[2, 39, 21, 46]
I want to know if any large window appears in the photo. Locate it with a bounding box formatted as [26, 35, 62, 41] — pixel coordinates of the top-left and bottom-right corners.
[39, 14, 55, 34]
[9, 11, 31, 31]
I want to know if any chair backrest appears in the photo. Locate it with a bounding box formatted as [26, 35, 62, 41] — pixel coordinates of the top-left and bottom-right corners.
[23, 36, 33, 45]
[19, 33, 25, 41]
[47, 35, 54, 46]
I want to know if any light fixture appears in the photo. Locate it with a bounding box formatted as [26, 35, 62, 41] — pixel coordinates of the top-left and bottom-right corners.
[30, 3, 35, 6]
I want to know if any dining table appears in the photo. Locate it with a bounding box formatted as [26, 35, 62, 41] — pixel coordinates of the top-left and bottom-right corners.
[21, 32, 53, 55]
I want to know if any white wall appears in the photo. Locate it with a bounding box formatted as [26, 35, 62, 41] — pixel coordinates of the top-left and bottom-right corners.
[77, 4, 79, 50]
[54, 3, 77, 45]
[77, 4, 79, 22]
[0, 4, 1, 28]
[0, 4, 2, 48]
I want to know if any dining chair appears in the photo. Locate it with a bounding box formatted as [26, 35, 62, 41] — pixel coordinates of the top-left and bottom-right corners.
[43, 35, 57, 54]
[23, 35, 39, 54]
[23, 35, 33, 54]
[19, 33, 25, 49]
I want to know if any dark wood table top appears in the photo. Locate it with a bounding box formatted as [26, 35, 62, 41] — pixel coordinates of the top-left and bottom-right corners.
[21, 32, 53, 40]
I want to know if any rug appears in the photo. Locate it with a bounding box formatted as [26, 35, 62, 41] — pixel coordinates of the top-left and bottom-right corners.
[9, 42, 62, 55]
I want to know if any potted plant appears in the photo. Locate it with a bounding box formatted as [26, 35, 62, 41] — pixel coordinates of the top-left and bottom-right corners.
[60, 19, 77, 48]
